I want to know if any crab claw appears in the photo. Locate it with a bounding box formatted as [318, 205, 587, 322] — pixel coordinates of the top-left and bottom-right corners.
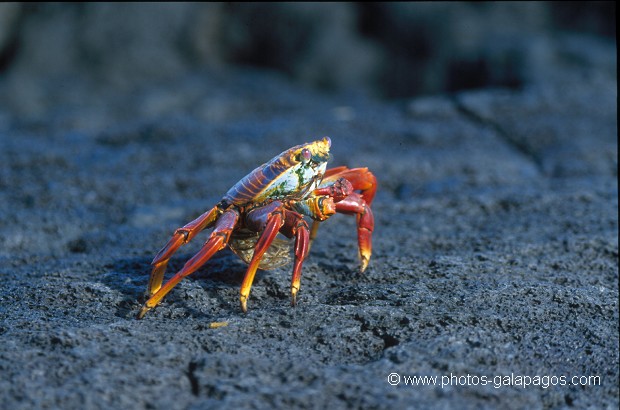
[319, 197, 336, 219]
[291, 196, 335, 222]
[313, 178, 353, 202]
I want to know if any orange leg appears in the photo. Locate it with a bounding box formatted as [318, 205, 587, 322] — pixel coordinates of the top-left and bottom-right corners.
[290, 217, 310, 306]
[146, 206, 221, 297]
[239, 205, 285, 312]
[137, 209, 239, 319]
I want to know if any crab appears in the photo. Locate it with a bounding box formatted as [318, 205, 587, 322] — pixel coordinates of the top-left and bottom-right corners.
[137, 137, 376, 318]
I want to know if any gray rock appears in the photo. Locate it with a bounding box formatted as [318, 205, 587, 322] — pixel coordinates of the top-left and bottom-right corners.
[0, 6, 617, 410]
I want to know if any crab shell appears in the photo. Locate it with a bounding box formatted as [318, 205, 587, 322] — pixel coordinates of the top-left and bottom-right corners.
[223, 137, 331, 206]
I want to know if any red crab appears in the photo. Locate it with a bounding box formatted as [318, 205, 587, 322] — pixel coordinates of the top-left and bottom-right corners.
[137, 137, 376, 318]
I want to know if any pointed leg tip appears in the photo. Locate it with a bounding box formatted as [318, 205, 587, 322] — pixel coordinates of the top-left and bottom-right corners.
[291, 288, 299, 307]
[136, 306, 150, 320]
[358, 243, 371, 269]
[359, 256, 370, 273]
[240, 296, 248, 313]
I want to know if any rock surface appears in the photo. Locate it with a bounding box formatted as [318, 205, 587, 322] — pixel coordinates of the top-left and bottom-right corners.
[0, 6, 617, 410]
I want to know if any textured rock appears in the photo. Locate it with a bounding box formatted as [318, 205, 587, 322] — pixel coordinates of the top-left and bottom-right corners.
[0, 5, 617, 409]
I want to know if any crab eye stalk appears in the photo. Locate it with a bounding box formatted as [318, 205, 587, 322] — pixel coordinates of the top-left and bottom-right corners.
[300, 148, 312, 164]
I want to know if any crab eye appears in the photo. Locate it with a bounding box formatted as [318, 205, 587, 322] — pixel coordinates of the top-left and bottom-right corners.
[301, 148, 311, 164]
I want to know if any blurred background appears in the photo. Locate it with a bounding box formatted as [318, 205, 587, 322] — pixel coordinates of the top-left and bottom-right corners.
[0, 2, 615, 127]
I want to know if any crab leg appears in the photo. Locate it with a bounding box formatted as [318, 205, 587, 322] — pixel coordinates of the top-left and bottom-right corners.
[334, 192, 374, 272]
[239, 205, 285, 313]
[147, 206, 221, 297]
[137, 209, 239, 319]
[264, 208, 311, 306]
[289, 216, 310, 306]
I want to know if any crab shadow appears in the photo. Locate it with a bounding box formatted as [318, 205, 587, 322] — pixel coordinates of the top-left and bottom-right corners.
[101, 248, 267, 318]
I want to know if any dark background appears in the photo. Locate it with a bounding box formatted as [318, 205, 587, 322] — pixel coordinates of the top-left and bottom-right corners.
[0, 3, 617, 409]
[0, 2, 616, 107]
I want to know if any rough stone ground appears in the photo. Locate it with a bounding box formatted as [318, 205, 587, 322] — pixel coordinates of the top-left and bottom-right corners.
[0, 47, 618, 410]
